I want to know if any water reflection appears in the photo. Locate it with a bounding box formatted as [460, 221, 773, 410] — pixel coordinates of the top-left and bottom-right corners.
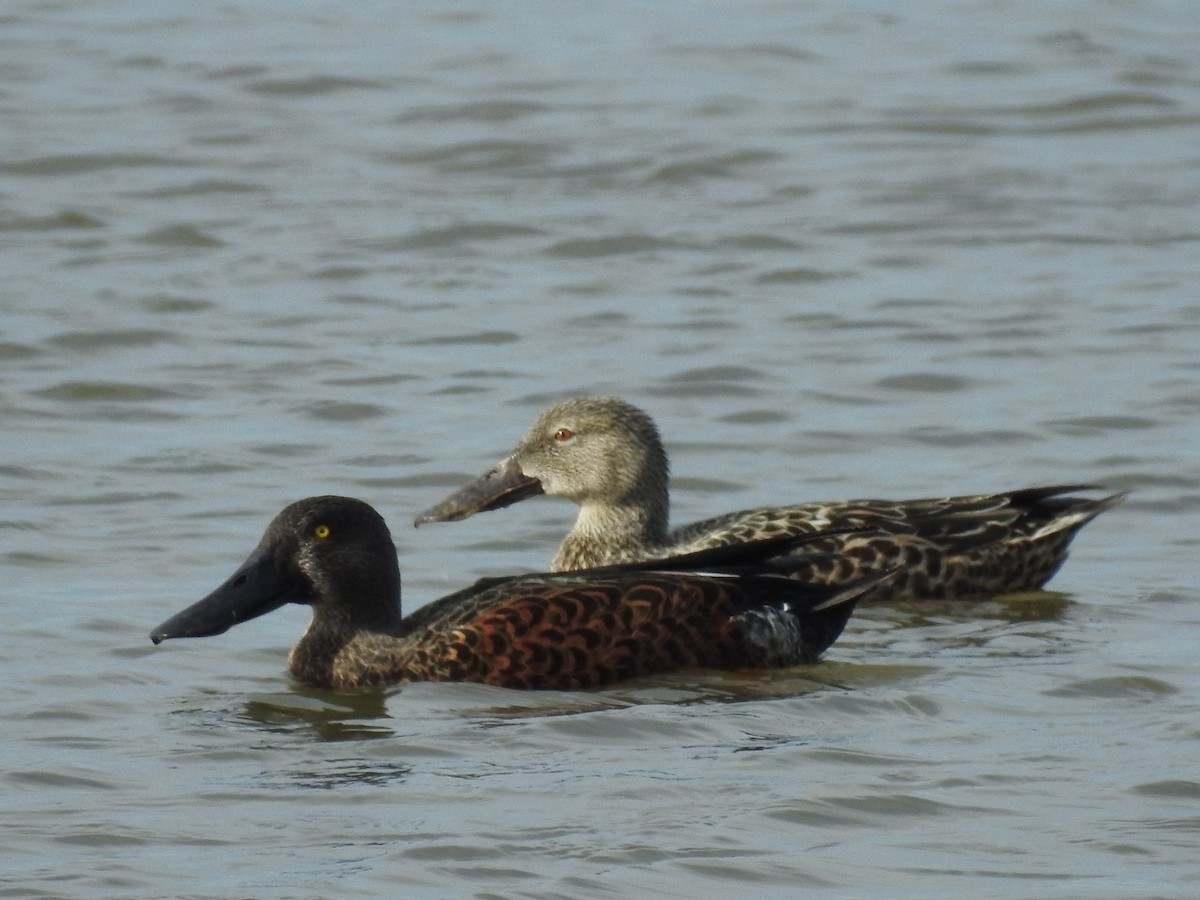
[856, 589, 1072, 630]
[241, 688, 393, 741]
[236, 662, 925, 733]
[263, 758, 414, 790]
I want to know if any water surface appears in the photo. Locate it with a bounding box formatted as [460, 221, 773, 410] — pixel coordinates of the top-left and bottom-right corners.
[3, 2, 1199, 897]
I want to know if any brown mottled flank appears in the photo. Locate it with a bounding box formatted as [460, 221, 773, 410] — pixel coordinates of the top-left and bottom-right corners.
[415, 396, 1123, 600]
[151, 496, 878, 690]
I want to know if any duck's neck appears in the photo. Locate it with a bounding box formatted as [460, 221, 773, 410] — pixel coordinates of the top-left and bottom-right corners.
[552, 497, 670, 571]
[288, 600, 406, 687]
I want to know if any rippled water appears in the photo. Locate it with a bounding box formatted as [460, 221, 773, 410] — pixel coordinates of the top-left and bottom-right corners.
[3, 2, 1199, 897]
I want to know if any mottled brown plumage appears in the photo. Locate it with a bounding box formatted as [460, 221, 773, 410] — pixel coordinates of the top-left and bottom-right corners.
[415, 396, 1123, 600]
[150, 496, 881, 690]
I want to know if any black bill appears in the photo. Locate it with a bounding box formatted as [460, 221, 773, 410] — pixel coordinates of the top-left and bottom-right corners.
[413, 455, 544, 526]
[150, 542, 299, 644]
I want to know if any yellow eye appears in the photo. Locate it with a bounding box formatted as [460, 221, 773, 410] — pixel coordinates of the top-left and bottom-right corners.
[314, 524, 331, 539]
[554, 427, 574, 442]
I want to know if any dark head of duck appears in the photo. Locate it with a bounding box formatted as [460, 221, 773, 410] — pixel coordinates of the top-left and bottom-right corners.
[150, 496, 403, 648]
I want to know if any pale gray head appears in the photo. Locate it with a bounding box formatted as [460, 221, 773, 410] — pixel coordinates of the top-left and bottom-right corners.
[413, 396, 673, 554]
[512, 396, 668, 508]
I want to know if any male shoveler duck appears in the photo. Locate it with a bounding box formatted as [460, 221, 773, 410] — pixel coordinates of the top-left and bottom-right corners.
[414, 396, 1123, 601]
[150, 495, 885, 690]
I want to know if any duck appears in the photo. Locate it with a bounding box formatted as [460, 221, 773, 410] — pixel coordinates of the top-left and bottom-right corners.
[149, 495, 886, 690]
[414, 396, 1123, 601]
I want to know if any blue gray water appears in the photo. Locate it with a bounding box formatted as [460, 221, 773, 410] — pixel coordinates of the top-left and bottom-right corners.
[3, 2, 1199, 897]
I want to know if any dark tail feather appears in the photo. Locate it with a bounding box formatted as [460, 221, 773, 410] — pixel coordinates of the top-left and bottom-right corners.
[1005, 484, 1107, 505]
[801, 569, 899, 659]
[809, 568, 901, 612]
[735, 567, 899, 662]
[1030, 490, 1126, 540]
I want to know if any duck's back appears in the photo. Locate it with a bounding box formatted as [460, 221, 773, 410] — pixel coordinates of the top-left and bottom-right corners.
[650, 486, 1120, 601]
[371, 570, 856, 690]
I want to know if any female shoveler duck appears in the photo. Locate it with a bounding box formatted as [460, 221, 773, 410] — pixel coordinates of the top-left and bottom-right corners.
[150, 495, 884, 690]
[414, 396, 1122, 601]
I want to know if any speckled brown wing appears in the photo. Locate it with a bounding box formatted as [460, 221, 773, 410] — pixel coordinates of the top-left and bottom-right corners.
[661, 485, 1121, 601]
[719, 528, 1080, 602]
[373, 570, 864, 690]
[670, 485, 1091, 548]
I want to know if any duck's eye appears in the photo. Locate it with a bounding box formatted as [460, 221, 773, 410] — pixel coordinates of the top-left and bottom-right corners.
[314, 524, 331, 539]
[553, 427, 574, 442]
